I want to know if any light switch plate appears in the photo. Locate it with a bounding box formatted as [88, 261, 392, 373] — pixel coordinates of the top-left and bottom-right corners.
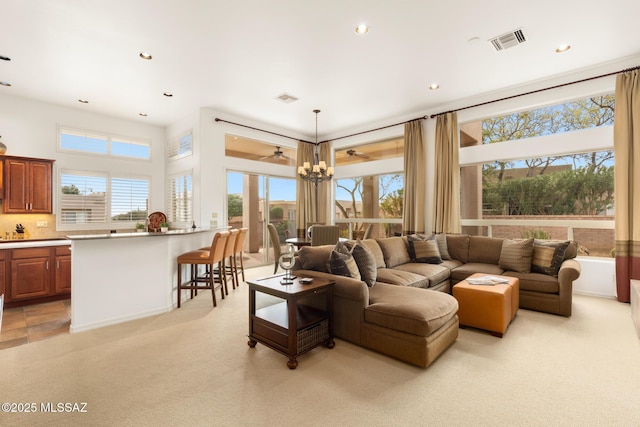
[36, 220, 48, 227]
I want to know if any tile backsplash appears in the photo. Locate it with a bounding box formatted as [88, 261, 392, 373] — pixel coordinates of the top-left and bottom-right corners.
[0, 213, 64, 240]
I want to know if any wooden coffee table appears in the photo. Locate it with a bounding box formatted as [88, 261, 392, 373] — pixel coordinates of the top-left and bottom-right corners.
[247, 275, 335, 369]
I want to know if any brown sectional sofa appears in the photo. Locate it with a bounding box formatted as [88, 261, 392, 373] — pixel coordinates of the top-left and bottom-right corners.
[291, 234, 581, 367]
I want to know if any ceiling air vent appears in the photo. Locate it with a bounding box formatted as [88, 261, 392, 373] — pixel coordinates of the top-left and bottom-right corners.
[489, 28, 527, 51]
[275, 93, 299, 104]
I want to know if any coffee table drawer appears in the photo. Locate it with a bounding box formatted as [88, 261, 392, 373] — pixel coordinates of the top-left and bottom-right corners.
[252, 317, 288, 348]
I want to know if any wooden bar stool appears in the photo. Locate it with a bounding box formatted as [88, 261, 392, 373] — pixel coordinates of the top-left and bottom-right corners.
[232, 228, 248, 285]
[176, 230, 229, 308]
[221, 229, 239, 294]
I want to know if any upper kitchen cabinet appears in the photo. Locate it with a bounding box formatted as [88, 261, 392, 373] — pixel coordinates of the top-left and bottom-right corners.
[2, 156, 54, 214]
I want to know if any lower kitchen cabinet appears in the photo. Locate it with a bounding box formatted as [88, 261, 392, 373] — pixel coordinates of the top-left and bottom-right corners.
[3, 245, 71, 307]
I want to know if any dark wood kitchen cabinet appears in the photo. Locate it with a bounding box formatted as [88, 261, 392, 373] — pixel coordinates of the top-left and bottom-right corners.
[10, 247, 51, 300]
[2, 155, 54, 214]
[54, 246, 72, 294]
[4, 245, 71, 307]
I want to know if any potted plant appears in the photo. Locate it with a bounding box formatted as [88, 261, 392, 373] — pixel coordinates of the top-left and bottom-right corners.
[160, 222, 169, 232]
[135, 223, 146, 232]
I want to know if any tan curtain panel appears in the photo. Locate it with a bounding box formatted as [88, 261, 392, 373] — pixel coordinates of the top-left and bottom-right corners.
[295, 141, 332, 237]
[614, 69, 640, 303]
[402, 119, 426, 235]
[432, 112, 461, 234]
[295, 141, 315, 237]
[316, 141, 331, 224]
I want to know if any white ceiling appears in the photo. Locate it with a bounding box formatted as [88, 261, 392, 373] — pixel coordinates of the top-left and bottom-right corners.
[2, 0, 640, 140]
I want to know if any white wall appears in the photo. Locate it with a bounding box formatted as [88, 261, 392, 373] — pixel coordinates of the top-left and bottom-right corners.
[0, 93, 167, 221]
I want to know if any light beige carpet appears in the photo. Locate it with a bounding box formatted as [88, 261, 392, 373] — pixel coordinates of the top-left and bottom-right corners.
[1, 265, 640, 427]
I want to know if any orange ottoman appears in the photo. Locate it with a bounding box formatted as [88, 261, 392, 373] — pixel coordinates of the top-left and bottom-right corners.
[453, 274, 519, 338]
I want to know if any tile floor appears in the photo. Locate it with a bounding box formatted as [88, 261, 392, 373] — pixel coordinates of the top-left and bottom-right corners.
[0, 299, 71, 350]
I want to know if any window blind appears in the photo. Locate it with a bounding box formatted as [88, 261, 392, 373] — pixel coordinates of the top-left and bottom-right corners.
[168, 131, 193, 159]
[168, 173, 192, 223]
[111, 177, 150, 222]
[59, 173, 108, 225]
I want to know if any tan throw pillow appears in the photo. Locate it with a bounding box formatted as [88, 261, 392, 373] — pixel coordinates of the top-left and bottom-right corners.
[298, 245, 333, 272]
[434, 233, 452, 260]
[351, 240, 377, 287]
[327, 242, 361, 280]
[407, 234, 442, 264]
[531, 240, 570, 277]
[498, 238, 534, 273]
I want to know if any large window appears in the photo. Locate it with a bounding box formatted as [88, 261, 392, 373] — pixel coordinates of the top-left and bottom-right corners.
[168, 131, 193, 160]
[335, 173, 404, 238]
[459, 94, 615, 257]
[59, 171, 150, 228]
[334, 136, 405, 238]
[59, 126, 151, 160]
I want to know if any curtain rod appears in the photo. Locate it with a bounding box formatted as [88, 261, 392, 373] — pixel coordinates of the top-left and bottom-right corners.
[430, 65, 640, 119]
[215, 115, 428, 146]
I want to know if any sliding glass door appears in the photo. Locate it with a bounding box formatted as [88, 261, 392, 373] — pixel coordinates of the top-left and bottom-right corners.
[227, 171, 296, 269]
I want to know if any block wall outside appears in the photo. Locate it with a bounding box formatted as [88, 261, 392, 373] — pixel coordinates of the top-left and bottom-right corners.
[463, 215, 614, 258]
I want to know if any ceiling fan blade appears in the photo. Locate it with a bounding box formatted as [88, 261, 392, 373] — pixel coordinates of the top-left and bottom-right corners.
[346, 149, 370, 159]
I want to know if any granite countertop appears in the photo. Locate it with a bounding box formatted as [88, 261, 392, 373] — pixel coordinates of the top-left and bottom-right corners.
[0, 238, 71, 249]
[67, 226, 226, 240]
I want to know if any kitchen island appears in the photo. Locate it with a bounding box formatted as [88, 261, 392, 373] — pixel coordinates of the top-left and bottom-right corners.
[69, 228, 225, 333]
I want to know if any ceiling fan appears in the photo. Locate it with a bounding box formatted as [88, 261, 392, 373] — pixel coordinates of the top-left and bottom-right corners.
[345, 149, 370, 159]
[259, 146, 294, 162]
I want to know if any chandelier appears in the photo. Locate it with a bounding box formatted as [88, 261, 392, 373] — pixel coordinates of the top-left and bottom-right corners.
[297, 109, 334, 183]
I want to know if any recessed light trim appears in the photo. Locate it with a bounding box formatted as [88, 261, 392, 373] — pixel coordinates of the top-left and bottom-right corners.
[163, 92, 173, 97]
[429, 83, 440, 90]
[139, 113, 148, 117]
[0, 55, 11, 61]
[139, 52, 153, 60]
[555, 44, 571, 53]
[0, 81, 11, 87]
[78, 99, 89, 103]
[355, 24, 369, 34]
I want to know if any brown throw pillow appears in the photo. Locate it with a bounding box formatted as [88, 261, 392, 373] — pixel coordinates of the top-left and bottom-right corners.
[498, 238, 534, 273]
[327, 242, 361, 280]
[531, 240, 570, 277]
[407, 234, 442, 264]
[351, 240, 377, 287]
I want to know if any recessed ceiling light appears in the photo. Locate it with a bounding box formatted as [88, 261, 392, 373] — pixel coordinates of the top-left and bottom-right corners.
[78, 99, 89, 103]
[139, 113, 148, 117]
[0, 55, 11, 61]
[555, 44, 571, 53]
[0, 81, 11, 87]
[355, 24, 369, 34]
[429, 83, 440, 90]
[139, 52, 153, 60]
[163, 92, 173, 97]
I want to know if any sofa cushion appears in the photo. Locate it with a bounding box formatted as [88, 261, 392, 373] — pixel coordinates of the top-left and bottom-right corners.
[502, 271, 560, 294]
[531, 240, 571, 277]
[446, 234, 470, 263]
[366, 283, 459, 336]
[327, 242, 361, 280]
[375, 268, 429, 288]
[468, 236, 504, 264]
[393, 262, 450, 288]
[435, 233, 452, 260]
[499, 238, 534, 273]
[407, 235, 442, 264]
[451, 263, 505, 282]
[297, 245, 333, 272]
[351, 240, 377, 287]
[376, 237, 411, 268]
